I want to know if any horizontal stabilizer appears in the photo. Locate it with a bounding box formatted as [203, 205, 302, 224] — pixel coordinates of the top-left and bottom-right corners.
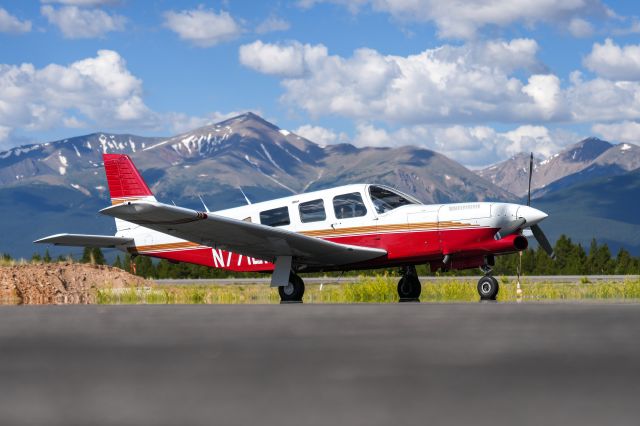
[34, 234, 133, 248]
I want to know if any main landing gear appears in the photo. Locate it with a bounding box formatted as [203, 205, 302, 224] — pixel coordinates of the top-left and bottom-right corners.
[279, 272, 305, 303]
[477, 264, 499, 301]
[398, 265, 421, 301]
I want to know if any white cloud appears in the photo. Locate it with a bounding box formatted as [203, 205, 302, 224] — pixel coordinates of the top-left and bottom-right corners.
[592, 121, 640, 143]
[344, 122, 579, 167]
[0, 50, 157, 143]
[163, 8, 241, 47]
[242, 38, 640, 127]
[41, 5, 125, 39]
[297, 0, 609, 39]
[241, 39, 569, 124]
[584, 38, 640, 81]
[239, 40, 328, 78]
[567, 78, 640, 122]
[0, 7, 32, 33]
[256, 16, 290, 34]
[521, 74, 564, 120]
[294, 124, 346, 145]
[568, 18, 593, 37]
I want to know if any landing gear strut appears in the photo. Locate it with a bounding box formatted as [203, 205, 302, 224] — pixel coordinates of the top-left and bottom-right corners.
[397, 265, 421, 301]
[279, 272, 305, 303]
[477, 264, 499, 300]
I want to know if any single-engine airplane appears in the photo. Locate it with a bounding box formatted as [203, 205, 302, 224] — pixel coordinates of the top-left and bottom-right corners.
[36, 153, 554, 302]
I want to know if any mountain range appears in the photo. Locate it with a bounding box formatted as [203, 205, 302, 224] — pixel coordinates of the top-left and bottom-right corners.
[1, 112, 639, 258]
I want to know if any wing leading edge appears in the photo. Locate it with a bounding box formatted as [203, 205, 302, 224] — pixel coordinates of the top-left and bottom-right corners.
[100, 201, 387, 267]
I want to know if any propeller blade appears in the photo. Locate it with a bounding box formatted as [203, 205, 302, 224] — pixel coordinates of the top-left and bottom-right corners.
[531, 224, 555, 259]
[495, 218, 526, 240]
[527, 152, 533, 207]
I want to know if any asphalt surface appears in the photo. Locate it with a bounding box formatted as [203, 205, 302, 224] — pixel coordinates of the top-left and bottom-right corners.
[1, 303, 640, 426]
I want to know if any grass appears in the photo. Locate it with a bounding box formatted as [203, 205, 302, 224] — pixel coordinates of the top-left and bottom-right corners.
[95, 275, 640, 305]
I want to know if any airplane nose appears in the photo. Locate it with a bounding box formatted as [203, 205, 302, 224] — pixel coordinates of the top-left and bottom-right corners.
[516, 205, 548, 225]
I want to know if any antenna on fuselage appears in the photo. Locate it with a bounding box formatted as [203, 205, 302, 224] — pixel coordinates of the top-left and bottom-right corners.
[238, 186, 252, 205]
[198, 195, 211, 213]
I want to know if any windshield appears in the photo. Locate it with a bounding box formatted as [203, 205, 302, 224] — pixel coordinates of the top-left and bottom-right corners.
[368, 185, 420, 214]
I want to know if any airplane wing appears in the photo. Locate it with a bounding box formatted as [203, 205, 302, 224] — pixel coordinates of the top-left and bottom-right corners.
[34, 234, 134, 248]
[100, 201, 387, 267]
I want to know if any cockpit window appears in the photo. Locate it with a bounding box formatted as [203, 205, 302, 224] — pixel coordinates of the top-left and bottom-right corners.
[369, 185, 419, 214]
[333, 192, 368, 219]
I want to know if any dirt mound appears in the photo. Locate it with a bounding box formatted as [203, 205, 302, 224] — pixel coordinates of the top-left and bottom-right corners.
[0, 263, 152, 304]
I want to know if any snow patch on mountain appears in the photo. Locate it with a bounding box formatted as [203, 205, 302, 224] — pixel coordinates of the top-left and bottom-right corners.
[260, 143, 284, 171]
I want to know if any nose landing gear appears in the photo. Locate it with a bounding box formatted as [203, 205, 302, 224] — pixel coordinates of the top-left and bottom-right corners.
[478, 264, 499, 300]
[398, 265, 421, 301]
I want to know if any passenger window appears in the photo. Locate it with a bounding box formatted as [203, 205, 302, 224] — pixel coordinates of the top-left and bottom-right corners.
[299, 199, 326, 223]
[333, 193, 367, 219]
[260, 206, 290, 227]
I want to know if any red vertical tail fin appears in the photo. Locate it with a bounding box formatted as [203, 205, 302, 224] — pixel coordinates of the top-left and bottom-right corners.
[103, 154, 155, 203]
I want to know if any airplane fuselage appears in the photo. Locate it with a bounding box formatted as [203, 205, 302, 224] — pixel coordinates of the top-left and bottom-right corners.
[120, 184, 544, 273]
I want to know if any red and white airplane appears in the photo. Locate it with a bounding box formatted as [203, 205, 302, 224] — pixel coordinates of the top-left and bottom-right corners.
[36, 153, 554, 302]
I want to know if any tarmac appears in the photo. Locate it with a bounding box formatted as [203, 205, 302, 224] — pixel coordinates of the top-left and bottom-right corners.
[1, 303, 639, 426]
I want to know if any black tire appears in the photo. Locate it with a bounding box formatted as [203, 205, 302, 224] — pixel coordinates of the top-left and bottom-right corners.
[398, 275, 421, 300]
[278, 273, 305, 302]
[477, 276, 499, 300]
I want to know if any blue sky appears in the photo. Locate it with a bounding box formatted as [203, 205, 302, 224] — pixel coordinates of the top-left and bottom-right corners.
[0, 0, 639, 166]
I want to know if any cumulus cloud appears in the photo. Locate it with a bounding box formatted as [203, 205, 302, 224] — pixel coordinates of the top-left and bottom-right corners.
[584, 38, 640, 81]
[0, 7, 32, 33]
[240, 39, 571, 124]
[592, 121, 640, 143]
[239, 40, 328, 77]
[294, 124, 346, 145]
[163, 8, 242, 47]
[297, 0, 608, 39]
[241, 38, 640, 127]
[0, 50, 158, 144]
[344, 122, 579, 167]
[256, 16, 290, 34]
[41, 5, 125, 38]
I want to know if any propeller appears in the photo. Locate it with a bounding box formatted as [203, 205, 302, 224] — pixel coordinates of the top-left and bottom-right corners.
[531, 224, 555, 259]
[525, 152, 555, 259]
[495, 218, 526, 240]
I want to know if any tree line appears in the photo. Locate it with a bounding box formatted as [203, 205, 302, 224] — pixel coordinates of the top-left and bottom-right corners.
[4, 235, 639, 277]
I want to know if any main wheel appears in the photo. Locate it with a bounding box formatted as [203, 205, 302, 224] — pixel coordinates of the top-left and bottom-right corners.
[279, 273, 305, 302]
[398, 275, 421, 300]
[477, 276, 499, 300]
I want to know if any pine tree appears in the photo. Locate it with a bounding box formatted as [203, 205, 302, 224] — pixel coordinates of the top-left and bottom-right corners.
[43, 250, 52, 263]
[91, 247, 105, 265]
[81, 247, 92, 263]
[112, 255, 123, 270]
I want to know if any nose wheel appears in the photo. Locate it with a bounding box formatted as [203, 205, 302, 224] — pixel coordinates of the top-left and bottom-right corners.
[477, 275, 499, 300]
[398, 266, 421, 301]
